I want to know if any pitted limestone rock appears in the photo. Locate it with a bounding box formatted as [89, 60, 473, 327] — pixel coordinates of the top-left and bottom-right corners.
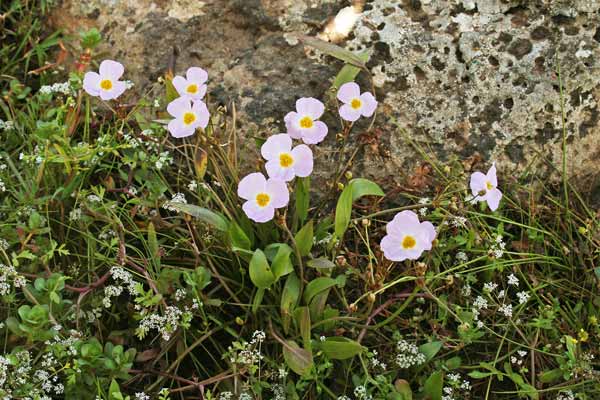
[49, 0, 600, 194]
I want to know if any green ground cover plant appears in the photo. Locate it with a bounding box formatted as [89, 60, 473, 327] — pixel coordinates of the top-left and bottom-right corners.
[0, 1, 599, 399]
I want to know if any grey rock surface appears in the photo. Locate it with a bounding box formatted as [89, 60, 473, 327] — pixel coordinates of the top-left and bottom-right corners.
[50, 0, 600, 195]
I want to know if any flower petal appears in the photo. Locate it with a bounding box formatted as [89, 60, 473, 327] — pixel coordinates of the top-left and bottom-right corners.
[99, 60, 124, 80]
[172, 76, 188, 97]
[238, 173, 267, 200]
[290, 144, 313, 177]
[284, 112, 302, 139]
[167, 97, 191, 118]
[296, 97, 324, 119]
[168, 119, 195, 138]
[420, 221, 437, 244]
[107, 81, 127, 100]
[83, 72, 101, 96]
[469, 171, 487, 196]
[337, 82, 360, 103]
[191, 100, 210, 129]
[359, 92, 378, 117]
[261, 134, 292, 160]
[301, 121, 328, 144]
[387, 210, 421, 236]
[485, 188, 502, 211]
[266, 178, 289, 208]
[381, 234, 404, 261]
[265, 159, 295, 181]
[486, 162, 498, 187]
[243, 201, 275, 223]
[339, 104, 361, 122]
[186, 67, 208, 84]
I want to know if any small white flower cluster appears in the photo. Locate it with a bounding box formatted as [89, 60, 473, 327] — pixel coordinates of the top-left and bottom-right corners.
[102, 285, 123, 308]
[155, 151, 173, 170]
[395, 340, 426, 368]
[0, 178, 5, 192]
[0, 119, 15, 132]
[238, 392, 253, 400]
[418, 197, 430, 216]
[450, 216, 467, 228]
[472, 295, 488, 328]
[556, 390, 575, 400]
[135, 392, 150, 400]
[0, 349, 65, 399]
[0, 238, 8, 251]
[218, 392, 234, 400]
[369, 349, 387, 370]
[138, 305, 191, 341]
[228, 331, 266, 369]
[511, 350, 528, 367]
[442, 373, 472, 400]
[498, 303, 513, 318]
[472, 274, 531, 327]
[337, 396, 351, 400]
[38, 82, 74, 96]
[102, 266, 140, 308]
[272, 383, 286, 400]
[456, 251, 469, 263]
[354, 385, 372, 400]
[488, 234, 506, 258]
[187, 180, 198, 191]
[0, 263, 27, 296]
[69, 207, 83, 221]
[163, 192, 187, 212]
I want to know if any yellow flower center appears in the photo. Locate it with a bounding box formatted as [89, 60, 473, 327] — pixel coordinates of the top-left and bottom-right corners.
[186, 84, 198, 94]
[351, 98, 362, 109]
[256, 193, 270, 207]
[100, 79, 113, 90]
[402, 235, 417, 249]
[486, 181, 493, 190]
[183, 112, 196, 125]
[279, 153, 294, 168]
[299, 116, 313, 129]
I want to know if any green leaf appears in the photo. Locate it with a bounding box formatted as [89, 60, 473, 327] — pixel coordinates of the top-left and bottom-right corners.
[294, 306, 312, 351]
[294, 220, 314, 257]
[334, 178, 384, 240]
[228, 221, 252, 251]
[271, 244, 294, 280]
[295, 176, 310, 224]
[281, 273, 301, 334]
[252, 288, 266, 314]
[394, 379, 413, 400]
[283, 340, 313, 377]
[423, 371, 443, 400]
[419, 341, 442, 362]
[349, 178, 385, 201]
[168, 203, 229, 232]
[147, 222, 160, 269]
[319, 337, 364, 360]
[304, 277, 338, 304]
[331, 52, 369, 90]
[539, 369, 562, 383]
[468, 370, 495, 379]
[334, 184, 354, 240]
[298, 35, 366, 68]
[249, 249, 276, 289]
[306, 257, 335, 270]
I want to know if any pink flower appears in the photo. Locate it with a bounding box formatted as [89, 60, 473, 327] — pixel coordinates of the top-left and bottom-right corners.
[166, 97, 209, 138]
[337, 82, 377, 122]
[83, 60, 127, 100]
[172, 67, 208, 100]
[261, 134, 313, 181]
[470, 163, 502, 211]
[284, 98, 328, 144]
[380, 210, 436, 262]
[238, 173, 289, 223]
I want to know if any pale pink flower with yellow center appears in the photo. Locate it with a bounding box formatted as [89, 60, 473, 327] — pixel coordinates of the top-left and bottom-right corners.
[238, 173, 289, 223]
[172, 67, 208, 100]
[83, 60, 127, 100]
[166, 97, 209, 138]
[380, 210, 436, 262]
[284, 98, 328, 144]
[337, 82, 377, 122]
[261, 134, 313, 181]
[470, 162, 502, 211]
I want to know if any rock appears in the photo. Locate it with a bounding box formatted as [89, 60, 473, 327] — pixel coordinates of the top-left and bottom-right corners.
[49, 0, 600, 196]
